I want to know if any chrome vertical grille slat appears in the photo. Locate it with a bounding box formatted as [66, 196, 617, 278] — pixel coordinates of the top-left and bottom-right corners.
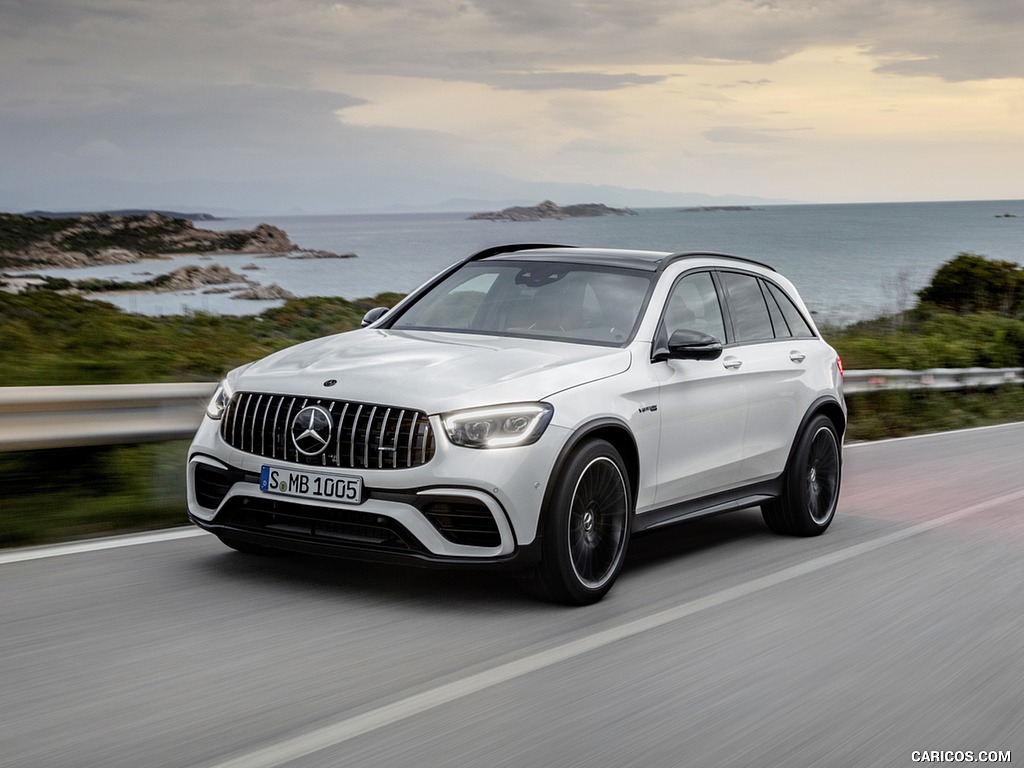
[350, 404, 363, 468]
[220, 392, 435, 469]
[406, 413, 419, 468]
[282, 398, 297, 462]
[363, 406, 377, 469]
[251, 395, 263, 456]
[334, 402, 349, 465]
[271, 396, 285, 459]
[390, 409, 405, 470]
[377, 408, 391, 469]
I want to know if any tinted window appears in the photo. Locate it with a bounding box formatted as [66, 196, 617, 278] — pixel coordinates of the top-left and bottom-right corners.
[763, 281, 791, 337]
[719, 271, 774, 343]
[393, 261, 652, 345]
[664, 272, 727, 341]
[766, 282, 815, 337]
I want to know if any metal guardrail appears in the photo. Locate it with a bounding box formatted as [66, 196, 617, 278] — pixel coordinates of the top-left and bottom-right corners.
[1, 368, 1022, 452]
[842, 367, 1024, 394]
[0, 382, 216, 452]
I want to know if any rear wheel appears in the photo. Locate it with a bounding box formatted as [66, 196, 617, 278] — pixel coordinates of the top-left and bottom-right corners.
[762, 414, 841, 536]
[524, 440, 631, 605]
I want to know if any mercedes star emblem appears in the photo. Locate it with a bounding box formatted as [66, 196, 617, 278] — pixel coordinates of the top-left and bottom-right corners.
[290, 405, 333, 456]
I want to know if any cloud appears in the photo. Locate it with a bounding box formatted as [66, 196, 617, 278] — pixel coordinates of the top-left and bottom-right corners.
[8, 1, 1022, 86]
[3, 0, 1024, 211]
[703, 126, 787, 144]
[1, 83, 367, 181]
[485, 71, 667, 92]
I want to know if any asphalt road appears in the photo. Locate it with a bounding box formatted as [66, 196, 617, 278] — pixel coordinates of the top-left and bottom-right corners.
[2, 423, 1022, 768]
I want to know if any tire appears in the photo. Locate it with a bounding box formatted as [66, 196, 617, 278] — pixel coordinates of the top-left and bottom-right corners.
[762, 414, 841, 536]
[524, 440, 632, 605]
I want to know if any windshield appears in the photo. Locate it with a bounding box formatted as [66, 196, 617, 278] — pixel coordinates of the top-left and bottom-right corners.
[391, 261, 653, 345]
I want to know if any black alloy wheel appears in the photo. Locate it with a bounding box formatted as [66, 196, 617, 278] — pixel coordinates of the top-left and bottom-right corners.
[762, 414, 841, 536]
[525, 439, 632, 605]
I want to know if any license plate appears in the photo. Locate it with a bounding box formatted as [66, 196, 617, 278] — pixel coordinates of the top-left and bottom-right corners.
[260, 466, 363, 504]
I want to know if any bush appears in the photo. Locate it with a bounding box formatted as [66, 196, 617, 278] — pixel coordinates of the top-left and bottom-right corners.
[0, 291, 405, 386]
[917, 252, 1023, 317]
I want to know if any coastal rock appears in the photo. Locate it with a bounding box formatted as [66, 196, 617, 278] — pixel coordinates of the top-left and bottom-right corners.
[468, 200, 637, 221]
[231, 283, 295, 300]
[232, 223, 294, 254]
[0, 212, 299, 269]
[285, 249, 358, 259]
[155, 264, 251, 292]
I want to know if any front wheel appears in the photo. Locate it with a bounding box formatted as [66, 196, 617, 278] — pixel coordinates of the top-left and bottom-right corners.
[762, 414, 841, 536]
[524, 440, 632, 605]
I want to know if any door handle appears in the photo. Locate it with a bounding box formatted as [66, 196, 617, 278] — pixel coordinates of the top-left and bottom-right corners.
[723, 357, 742, 370]
[789, 351, 806, 363]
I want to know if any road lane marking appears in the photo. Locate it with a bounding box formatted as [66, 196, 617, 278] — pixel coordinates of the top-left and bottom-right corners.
[202, 487, 1024, 768]
[0, 527, 208, 565]
[845, 419, 1024, 447]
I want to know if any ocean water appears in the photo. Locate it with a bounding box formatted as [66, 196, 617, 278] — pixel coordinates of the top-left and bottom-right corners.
[22, 200, 1024, 326]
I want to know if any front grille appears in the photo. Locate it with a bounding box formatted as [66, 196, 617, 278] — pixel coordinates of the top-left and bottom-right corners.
[217, 497, 424, 553]
[220, 392, 436, 469]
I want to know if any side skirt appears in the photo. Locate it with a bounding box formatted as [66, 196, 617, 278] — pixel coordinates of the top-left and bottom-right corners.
[632, 477, 782, 534]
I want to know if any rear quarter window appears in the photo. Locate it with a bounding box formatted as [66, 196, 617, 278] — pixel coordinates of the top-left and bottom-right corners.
[765, 281, 815, 338]
[719, 271, 775, 343]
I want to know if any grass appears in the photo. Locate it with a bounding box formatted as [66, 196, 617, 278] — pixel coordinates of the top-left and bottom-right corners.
[844, 386, 1024, 442]
[0, 442, 191, 548]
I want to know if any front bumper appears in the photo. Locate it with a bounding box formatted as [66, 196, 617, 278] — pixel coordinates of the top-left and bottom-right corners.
[186, 412, 565, 569]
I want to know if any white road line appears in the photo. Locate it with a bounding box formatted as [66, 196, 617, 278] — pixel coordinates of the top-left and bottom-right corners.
[0, 527, 209, 565]
[845, 419, 1024, 447]
[201, 487, 1024, 768]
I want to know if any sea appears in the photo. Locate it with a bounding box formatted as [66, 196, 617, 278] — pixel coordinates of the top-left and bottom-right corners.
[21, 199, 1024, 327]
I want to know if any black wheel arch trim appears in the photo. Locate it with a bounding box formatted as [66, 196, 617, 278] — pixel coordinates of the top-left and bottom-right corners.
[535, 417, 640, 542]
[786, 396, 847, 471]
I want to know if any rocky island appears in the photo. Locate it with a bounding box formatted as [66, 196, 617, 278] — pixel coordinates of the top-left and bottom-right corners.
[0, 211, 354, 270]
[0, 211, 354, 302]
[468, 200, 637, 221]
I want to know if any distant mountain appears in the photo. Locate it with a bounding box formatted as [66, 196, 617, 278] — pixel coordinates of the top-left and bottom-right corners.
[24, 209, 219, 221]
[3, 174, 797, 217]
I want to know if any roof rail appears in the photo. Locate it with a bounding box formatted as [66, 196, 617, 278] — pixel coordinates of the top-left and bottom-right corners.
[665, 251, 777, 272]
[467, 243, 577, 262]
[464, 244, 776, 272]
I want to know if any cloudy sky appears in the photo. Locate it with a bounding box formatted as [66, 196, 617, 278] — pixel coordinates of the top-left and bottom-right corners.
[3, 0, 1023, 213]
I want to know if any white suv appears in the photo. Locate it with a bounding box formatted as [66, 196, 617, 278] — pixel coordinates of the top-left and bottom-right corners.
[187, 244, 845, 604]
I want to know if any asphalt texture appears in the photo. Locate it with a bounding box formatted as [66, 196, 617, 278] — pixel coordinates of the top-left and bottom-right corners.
[1, 423, 1022, 768]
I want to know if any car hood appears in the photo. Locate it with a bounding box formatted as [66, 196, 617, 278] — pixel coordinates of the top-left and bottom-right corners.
[234, 329, 632, 413]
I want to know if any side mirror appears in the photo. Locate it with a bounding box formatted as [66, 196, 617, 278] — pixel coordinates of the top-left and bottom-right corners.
[361, 306, 389, 327]
[665, 329, 723, 361]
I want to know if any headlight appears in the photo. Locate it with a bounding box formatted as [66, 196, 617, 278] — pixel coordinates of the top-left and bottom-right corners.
[205, 379, 234, 420]
[442, 403, 553, 449]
